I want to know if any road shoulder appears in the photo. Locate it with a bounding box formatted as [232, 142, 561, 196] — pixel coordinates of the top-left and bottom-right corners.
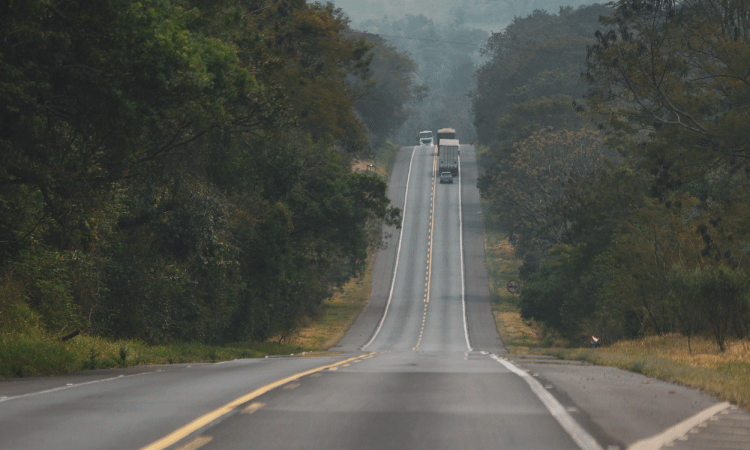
[509, 355, 729, 449]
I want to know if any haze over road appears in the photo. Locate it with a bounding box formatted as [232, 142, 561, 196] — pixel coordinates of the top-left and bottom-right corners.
[0, 144, 739, 450]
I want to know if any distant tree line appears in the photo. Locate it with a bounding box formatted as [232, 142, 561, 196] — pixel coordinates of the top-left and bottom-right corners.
[355, 13, 489, 144]
[336, 0, 602, 32]
[0, 0, 413, 344]
[474, 0, 750, 351]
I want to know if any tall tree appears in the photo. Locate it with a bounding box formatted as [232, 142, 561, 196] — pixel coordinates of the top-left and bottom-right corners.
[0, 0, 403, 343]
[586, 0, 750, 182]
[0, 0, 252, 254]
[352, 33, 418, 148]
[472, 5, 609, 146]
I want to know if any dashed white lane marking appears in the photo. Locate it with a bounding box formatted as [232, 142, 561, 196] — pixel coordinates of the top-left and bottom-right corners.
[491, 354, 604, 450]
[628, 402, 731, 450]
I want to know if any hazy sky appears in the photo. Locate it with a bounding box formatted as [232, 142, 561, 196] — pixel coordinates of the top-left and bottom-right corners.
[333, 0, 457, 21]
[333, 0, 601, 30]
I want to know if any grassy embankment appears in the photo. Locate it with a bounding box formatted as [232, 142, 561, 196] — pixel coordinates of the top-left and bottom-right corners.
[481, 202, 750, 410]
[0, 143, 402, 379]
[286, 142, 400, 350]
[0, 333, 303, 379]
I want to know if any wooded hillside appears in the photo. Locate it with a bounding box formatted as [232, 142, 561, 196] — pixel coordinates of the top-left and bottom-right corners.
[474, 0, 750, 351]
[0, 0, 410, 344]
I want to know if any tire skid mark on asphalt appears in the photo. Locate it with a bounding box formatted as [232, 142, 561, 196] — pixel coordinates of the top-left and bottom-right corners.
[175, 435, 212, 450]
[240, 402, 265, 414]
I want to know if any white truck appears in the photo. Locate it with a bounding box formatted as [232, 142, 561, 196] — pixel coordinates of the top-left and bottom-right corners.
[417, 130, 434, 146]
[438, 138, 459, 176]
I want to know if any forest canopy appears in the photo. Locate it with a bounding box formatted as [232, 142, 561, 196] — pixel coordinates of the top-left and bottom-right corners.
[474, 0, 750, 350]
[0, 0, 410, 344]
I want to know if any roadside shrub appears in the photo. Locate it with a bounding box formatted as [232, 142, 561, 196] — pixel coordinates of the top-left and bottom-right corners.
[16, 250, 87, 335]
[667, 265, 706, 352]
[667, 264, 750, 352]
[0, 334, 78, 378]
[0, 276, 41, 333]
[697, 265, 749, 352]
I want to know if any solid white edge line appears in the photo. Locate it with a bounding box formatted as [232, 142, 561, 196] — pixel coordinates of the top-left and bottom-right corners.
[627, 401, 731, 450]
[0, 370, 158, 403]
[458, 152, 472, 352]
[361, 145, 418, 351]
[491, 354, 604, 450]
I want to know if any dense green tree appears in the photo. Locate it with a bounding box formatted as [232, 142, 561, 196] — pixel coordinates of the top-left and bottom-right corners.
[473, 6, 614, 277]
[357, 13, 488, 143]
[578, 0, 750, 343]
[586, 0, 750, 181]
[472, 5, 610, 146]
[485, 128, 616, 251]
[352, 33, 418, 148]
[513, 0, 750, 346]
[0, 0, 251, 259]
[0, 0, 251, 336]
[0, 0, 404, 344]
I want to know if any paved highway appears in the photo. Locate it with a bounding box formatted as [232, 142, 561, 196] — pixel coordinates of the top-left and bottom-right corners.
[136, 143, 595, 450]
[131, 143, 593, 449]
[1, 144, 746, 450]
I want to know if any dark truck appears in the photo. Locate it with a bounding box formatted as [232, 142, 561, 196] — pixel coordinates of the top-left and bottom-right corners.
[439, 172, 453, 184]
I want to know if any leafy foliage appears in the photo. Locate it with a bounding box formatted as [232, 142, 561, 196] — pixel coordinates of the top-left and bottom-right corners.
[586, 0, 750, 181]
[351, 33, 417, 148]
[356, 13, 489, 143]
[476, 1, 750, 348]
[473, 5, 609, 146]
[0, 0, 406, 344]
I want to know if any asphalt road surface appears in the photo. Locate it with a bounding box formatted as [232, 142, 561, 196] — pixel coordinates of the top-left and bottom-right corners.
[1, 144, 746, 450]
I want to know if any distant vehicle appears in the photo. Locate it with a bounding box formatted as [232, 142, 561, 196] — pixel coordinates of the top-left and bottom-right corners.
[417, 130, 433, 146]
[438, 138, 459, 176]
[437, 127, 456, 142]
[439, 172, 453, 184]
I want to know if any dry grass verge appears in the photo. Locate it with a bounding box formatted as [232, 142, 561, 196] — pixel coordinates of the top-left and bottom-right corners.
[546, 336, 750, 410]
[0, 332, 303, 379]
[481, 204, 750, 410]
[483, 215, 553, 353]
[1, 146, 402, 379]
[286, 147, 400, 351]
[286, 256, 372, 351]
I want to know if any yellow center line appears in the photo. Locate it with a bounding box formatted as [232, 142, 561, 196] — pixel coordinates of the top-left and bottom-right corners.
[415, 147, 437, 351]
[426, 146, 436, 305]
[139, 356, 362, 450]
